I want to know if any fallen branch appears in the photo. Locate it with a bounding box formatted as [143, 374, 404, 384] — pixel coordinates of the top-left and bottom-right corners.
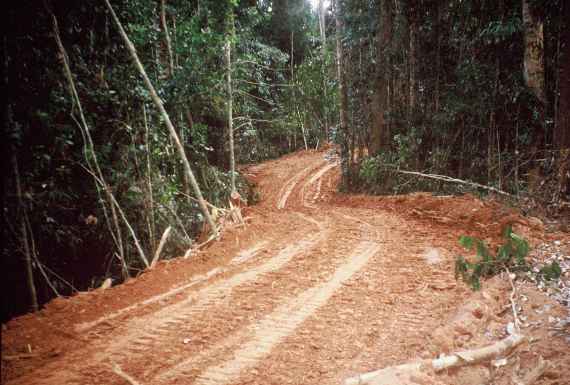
[111, 363, 143, 385]
[390, 169, 513, 197]
[344, 334, 524, 385]
[1, 353, 40, 361]
[150, 226, 172, 269]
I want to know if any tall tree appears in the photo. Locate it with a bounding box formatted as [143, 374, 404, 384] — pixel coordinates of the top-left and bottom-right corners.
[334, 0, 350, 187]
[555, 0, 570, 199]
[407, 0, 419, 116]
[369, 0, 392, 155]
[159, 0, 174, 77]
[225, 4, 237, 194]
[522, 0, 545, 103]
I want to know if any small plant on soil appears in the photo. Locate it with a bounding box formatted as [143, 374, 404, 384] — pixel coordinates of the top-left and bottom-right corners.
[455, 226, 529, 290]
[538, 261, 562, 281]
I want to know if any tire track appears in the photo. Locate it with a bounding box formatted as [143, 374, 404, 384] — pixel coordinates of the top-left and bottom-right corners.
[154, 241, 381, 385]
[75, 242, 268, 333]
[98, 233, 326, 365]
[277, 161, 327, 210]
[301, 161, 338, 208]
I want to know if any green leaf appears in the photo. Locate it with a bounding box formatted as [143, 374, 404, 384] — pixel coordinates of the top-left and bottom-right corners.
[459, 235, 475, 250]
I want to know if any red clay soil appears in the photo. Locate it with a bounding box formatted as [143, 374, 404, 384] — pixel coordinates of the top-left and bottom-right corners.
[2, 149, 569, 385]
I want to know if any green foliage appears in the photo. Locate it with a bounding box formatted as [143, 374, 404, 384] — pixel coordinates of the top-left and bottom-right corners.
[341, 0, 565, 200]
[4, 0, 330, 320]
[455, 226, 529, 290]
[538, 261, 562, 281]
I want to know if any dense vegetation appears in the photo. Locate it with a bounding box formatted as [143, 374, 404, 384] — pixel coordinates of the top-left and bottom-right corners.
[3, 0, 569, 321]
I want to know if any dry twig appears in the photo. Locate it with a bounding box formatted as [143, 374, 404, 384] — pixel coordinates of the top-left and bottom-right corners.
[150, 226, 172, 269]
[390, 169, 513, 197]
[111, 363, 143, 385]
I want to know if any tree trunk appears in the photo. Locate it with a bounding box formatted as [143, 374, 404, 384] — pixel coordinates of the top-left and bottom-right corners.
[105, 0, 218, 237]
[334, 0, 350, 188]
[318, 0, 329, 139]
[11, 150, 39, 312]
[522, 0, 545, 103]
[369, 0, 392, 156]
[555, 1, 570, 199]
[408, 4, 418, 116]
[225, 8, 236, 194]
[159, 0, 174, 77]
[434, 1, 442, 113]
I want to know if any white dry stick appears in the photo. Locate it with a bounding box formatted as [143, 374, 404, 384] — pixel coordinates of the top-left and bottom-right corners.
[150, 226, 172, 269]
[344, 334, 525, 385]
[112, 363, 143, 385]
[506, 269, 522, 332]
[391, 169, 513, 197]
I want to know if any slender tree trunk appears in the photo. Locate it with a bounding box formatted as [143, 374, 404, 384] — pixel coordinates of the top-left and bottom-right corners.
[334, 0, 350, 188]
[105, 0, 218, 237]
[318, 0, 329, 139]
[225, 7, 236, 194]
[434, 1, 442, 113]
[370, 0, 392, 156]
[12, 152, 39, 312]
[408, 5, 418, 117]
[159, 0, 174, 77]
[172, 13, 178, 68]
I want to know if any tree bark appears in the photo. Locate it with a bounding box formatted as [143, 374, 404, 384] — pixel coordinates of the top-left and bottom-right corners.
[522, 0, 545, 103]
[434, 1, 443, 113]
[318, 0, 329, 139]
[12, 151, 39, 312]
[105, 0, 218, 237]
[159, 0, 174, 77]
[555, 1, 570, 199]
[334, 0, 350, 188]
[225, 8, 236, 194]
[408, 3, 418, 116]
[370, 0, 392, 155]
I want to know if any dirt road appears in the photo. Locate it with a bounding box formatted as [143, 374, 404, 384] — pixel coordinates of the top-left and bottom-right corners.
[2, 149, 569, 385]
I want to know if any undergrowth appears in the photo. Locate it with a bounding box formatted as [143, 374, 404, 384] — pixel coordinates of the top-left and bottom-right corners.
[455, 226, 529, 290]
[455, 226, 561, 290]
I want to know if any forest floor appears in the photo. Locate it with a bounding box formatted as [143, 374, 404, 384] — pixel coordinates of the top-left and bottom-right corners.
[2, 148, 569, 385]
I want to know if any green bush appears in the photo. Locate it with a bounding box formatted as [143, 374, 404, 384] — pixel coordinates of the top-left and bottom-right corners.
[455, 226, 529, 290]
